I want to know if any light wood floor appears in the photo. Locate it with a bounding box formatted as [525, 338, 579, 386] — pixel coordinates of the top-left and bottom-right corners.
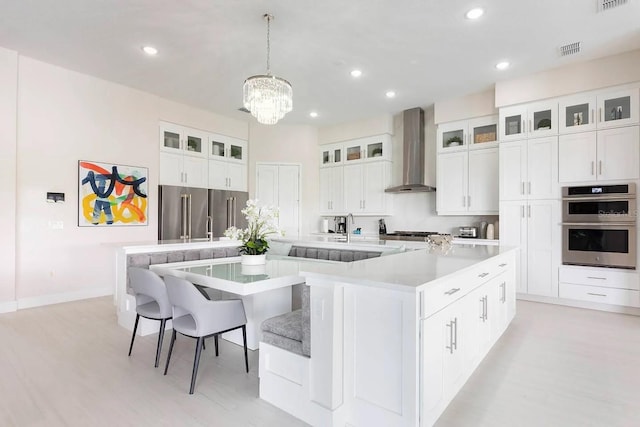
[1, 298, 639, 426]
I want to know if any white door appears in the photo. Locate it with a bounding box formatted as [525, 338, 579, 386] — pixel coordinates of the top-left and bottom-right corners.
[330, 166, 344, 214]
[227, 163, 247, 191]
[596, 87, 640, 129]
[499, 140, 526, 201]
[256, 164, 301, 237]
[527, 136, 558, 199]
[558, 132, 597, 183]
[597, 126, 640, 181]
[526, 200, 560, 297]
[208, 159, 228, 190]
[437, 152, 468, 214]
[159, 152, 184, 186]
[499, 201, 527, 294]
[344, 164, 364, 213]
[362, 162, 386, 213]
[468, 148, 498, 214]
[183, 156, 208, 188]
[319, 168, 333, 213]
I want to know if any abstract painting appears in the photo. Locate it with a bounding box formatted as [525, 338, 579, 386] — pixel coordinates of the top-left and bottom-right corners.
[78, 160, 148, 227]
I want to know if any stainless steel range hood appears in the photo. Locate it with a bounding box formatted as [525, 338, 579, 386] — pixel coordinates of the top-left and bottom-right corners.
[385, 107, 436, 193]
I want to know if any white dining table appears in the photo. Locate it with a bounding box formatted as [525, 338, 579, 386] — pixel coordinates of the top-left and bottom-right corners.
[151, 255, 339, 350]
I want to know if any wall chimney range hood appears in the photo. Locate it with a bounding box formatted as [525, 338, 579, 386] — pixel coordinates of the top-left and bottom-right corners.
[385, 107, 436, 193]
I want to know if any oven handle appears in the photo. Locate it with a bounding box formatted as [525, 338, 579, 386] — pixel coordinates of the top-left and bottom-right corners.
[562, 195, 636, 201]
[562, 222, 636, 227]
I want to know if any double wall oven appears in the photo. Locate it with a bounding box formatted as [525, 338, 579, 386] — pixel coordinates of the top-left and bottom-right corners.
[561, 183, 637, 269]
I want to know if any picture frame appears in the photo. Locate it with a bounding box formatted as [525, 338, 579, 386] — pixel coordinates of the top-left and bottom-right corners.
[78, 160, 148, 227]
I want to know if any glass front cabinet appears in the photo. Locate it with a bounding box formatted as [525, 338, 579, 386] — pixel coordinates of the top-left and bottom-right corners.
[209, 134, 247, 163]
[343, 134, 391, 163]
[438, 116, 498, 153]
[499, 101, 557, 141]
[160, 122, 208, 158]
[559, 87, 639, 134]
[320, 143, 344, 167]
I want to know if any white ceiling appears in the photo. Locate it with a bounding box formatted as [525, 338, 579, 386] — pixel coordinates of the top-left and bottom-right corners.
[1, 0, 639, 126]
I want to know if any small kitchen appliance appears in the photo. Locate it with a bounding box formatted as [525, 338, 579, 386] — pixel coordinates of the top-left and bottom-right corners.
[458, 226, 478, 238]
[335, 216, 347, 234]
[378, 219, 387, 235]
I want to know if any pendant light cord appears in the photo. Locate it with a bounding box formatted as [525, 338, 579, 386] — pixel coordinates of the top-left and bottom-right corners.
[265, 14, 272, 75]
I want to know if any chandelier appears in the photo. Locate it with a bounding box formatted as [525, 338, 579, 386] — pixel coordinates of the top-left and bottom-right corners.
[243, 14, 293, 125]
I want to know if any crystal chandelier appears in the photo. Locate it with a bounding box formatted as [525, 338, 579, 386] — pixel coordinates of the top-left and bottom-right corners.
[243, 14, 293, 125]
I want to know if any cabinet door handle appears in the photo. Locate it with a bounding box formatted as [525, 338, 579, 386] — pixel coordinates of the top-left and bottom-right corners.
[599, 160, 602, 176]
[591, 109, 594, 124]
[599, 108, 602, 123]
[521, 205, 524, 218]
[446, 321, 455, 354]
[521, 182, 525, 195]
[591, 161, 595, 175]
[468, 195, 471, 207]
[452, 318, 458, 350]
[462, 196, 466, 207]
[444, 287, 461, 296]
[501, 282, 507, 303]
[528, 181, 531, 195]
[527, 205, 531, 218]
[479, 297, 485, 321]
[529, 119, 532, 133]
[484, 296, 488, 321]
[587, 276, 606, 280]
[499, 263, 507, 267]
[587, 292, 607, 297]
[478, 272, 489, 278]
[185, 172, 188, 183]
[522, 120, 525, 134]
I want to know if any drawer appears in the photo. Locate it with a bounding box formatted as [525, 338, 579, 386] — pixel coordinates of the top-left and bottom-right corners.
[559, 283, 640, 307]
[422, 256, 512, 318]
[559, 266, 639, 290]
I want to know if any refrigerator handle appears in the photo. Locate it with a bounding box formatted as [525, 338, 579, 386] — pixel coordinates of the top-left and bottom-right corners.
[232, 197, 237, 227]
[180, 194, 187, 239]
[188, 194, 192, 239]
[227, 197, 233, 229]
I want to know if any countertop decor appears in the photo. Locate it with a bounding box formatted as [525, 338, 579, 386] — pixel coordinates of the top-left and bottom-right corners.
[224, 199, 283, 264]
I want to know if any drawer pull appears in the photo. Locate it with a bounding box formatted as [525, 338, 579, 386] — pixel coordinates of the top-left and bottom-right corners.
[478, 272, 489, 278]
[444, 288, 461, 296]
[498, 263, 507, 267]
[586, 276, 606, 280]
[587, 292, 607, 297]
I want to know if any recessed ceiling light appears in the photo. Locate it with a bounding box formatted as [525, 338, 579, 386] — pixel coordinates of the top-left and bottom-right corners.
[142, 46, 158, 56]
[350, 69, 362, 78]
[495, 61, 510, 70]
[465, 8, 484, 20]
[309, 111, 318, 118]
[385, 91, 396, 98]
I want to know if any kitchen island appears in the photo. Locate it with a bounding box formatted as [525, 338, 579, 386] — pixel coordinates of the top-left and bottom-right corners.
[259, 241, 517, 427]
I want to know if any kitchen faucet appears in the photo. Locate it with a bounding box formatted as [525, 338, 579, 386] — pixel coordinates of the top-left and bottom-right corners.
[206, 215, 214, 241]
[346, 213, 354, 243]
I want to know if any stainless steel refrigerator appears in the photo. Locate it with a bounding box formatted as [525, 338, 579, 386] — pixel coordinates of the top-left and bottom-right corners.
[208, 190, 249, 238]
[158, 185, 209, 240]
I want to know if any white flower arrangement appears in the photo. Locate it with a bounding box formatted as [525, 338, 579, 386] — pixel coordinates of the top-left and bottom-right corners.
[224, 199, 284, 255]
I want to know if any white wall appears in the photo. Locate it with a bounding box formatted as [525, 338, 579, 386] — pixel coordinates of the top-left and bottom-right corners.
[248, 122, 319, 236]
[0, 47, 18, 309]
[318, 114, 393, 144]
[2, 52, 249, 309]
[434, 87, 497, 124]
[495, 49, 640, 107]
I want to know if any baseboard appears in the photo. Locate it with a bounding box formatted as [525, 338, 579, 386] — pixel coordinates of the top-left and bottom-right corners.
[17, 287, 113, 310]
[517, 293, 640, 316]
[0, 300, 18, 313]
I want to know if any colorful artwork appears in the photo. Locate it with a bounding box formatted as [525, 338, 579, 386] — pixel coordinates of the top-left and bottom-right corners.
[78, 160, 148, 227]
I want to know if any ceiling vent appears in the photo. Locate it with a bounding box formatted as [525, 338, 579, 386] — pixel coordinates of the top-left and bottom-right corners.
[559, 41, 581, 57]
[598, 0, 629, 12]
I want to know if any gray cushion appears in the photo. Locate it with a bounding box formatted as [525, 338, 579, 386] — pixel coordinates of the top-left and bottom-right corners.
[262, 309, 302, 342]
[150, 252, 168, 265]
[167, 252, 184, 263]
[262, 331, 305, 357]
[184, 250, 200, 261]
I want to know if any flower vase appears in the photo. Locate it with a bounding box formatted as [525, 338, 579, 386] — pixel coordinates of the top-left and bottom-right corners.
[240, 254, 267, 266]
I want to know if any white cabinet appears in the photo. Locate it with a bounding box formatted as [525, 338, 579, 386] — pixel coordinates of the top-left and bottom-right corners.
[437, 115, 498, 152]
[207, 133, 248, 191]
[558, 126, 639, 183]
[343, 134, 392, 163]
[499, 100, 557, 141]
[319, 143, 344, 167]
[499, 199, 560, 297]
[160, 122, 208, 158]
[558, 87, 639, 134]
[319, 167, 344, 214]
[159, 122, 209, 188]
[499, 136, 558, 201]
[344, 162, 391, 214]
[208, 159, 246, 191]
[437, 147, 498, 215]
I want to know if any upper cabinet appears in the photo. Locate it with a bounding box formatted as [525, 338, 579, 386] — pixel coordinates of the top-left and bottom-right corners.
[343, 134, 391, 163]
[499, 101, 557, 141]
[160, 122, 208, 158]
[558, 87, 639, 134]
[209, 133, 247, 163]
[437, 115, 498, 153]
[320, 142, 344, 167]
